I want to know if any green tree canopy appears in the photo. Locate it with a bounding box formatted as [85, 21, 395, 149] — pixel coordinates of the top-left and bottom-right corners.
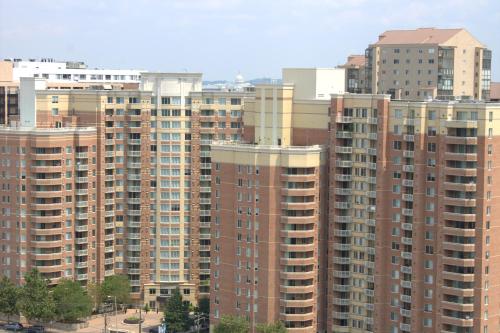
[101, 275, 130, 307]
[52, 279, 92, 322]
[214, 315, 249, 333]
[16, 269, 55, 322]
[0, 276, 19, 320]
[256, 321, 287, 333]
[163, 288, 191, 333]
[87, 281, 104, 311]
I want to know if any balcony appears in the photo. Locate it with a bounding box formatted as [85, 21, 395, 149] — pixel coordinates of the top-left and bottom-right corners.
[75, 152, 88, 159]
[76, 177, 88, 183]
[400, 294, 411, 303]
[76, 213, 88, 220]
[403, 150, 414, 158]
[127, 151, 141, 157]
[76, 164, 89, 171]
[127, 139, 141, 145]
[75, 189, 88, 195]
[402, 165, 414, 172]
[75, 249, 88, 256]
[75, 225, 88, 232]
[335, 146, 352, 154]
[444, 152, 477, 162]
[367, 148, 377, 156]
[75, 200, 88, 208]
[127, 162, 141, 168]
[105, 222, 114, 229]
[401, 237, 413, 245]
[402, 194, 413, 201]
[335, 174, 352, 182]
[336, 116, 352, 123]
[75, 262, 88, 269]
[442, 226, 475, 237]
[332, 257, 351, 264]
[105, 211, 115, 217]
[105, 246, 114, 253]
[445, 136, 478, 145]
[442, 212, 475, 222]
[333, 243, 351, 251]
[402, 179, 414, 187]
[367, 133, 377, 140]
[127, 174, 141, 181]
[443, 167, 476, 177]
[105, 234, 115, 241]
[332, 284, 350, 292]
[446, 120, 477, 128]
[336, 131, 352, 139]
[128, 186, 141, 192]
[403, 134, 414, 142]
[333, 230, 351, 237]
[127, 210, 141, 216]
[335, 188, 352, 195]
[335, 160, 353, 168]
[75, 237, 88, 244]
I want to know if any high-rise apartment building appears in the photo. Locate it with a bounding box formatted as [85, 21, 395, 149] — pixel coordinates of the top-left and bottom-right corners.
[365, 28, 492, 101]
[0, 70, 253, 309]
[210, 68, 500, 332]
[0, 126, 97, 285]
[210, 69, 346, 331]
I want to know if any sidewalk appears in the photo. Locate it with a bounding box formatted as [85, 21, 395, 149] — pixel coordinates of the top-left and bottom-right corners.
[49, 309, 163, 333]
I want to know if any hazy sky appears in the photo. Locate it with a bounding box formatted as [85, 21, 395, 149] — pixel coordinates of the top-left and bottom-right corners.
[0, 0, 498, 80]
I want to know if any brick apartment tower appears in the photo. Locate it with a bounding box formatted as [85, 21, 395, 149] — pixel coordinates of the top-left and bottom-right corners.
[0, 127, 97, 284]
[210, 82, 333, 332]
[331, 95, 500, 333]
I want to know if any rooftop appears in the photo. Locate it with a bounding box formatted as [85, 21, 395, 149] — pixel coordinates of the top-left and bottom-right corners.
[341, 55, 365, 68]
[373, 28, 464, 45]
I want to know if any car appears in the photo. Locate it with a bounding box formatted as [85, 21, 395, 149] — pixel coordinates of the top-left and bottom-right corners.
[148, 327, 159, 333]
[25, 325, 45, 333]
[3, 322, 23, 331]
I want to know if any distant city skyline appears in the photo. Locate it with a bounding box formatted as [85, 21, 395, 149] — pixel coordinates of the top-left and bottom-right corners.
[0, 0, 499, 81]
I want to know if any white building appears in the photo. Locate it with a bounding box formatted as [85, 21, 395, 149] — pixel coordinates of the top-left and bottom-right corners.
[7, 58, 143, 84]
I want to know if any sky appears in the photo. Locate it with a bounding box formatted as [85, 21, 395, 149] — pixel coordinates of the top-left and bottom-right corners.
[0, 0, 499, 81]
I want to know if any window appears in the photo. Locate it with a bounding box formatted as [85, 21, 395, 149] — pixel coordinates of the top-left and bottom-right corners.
[428, 111, 436, 120]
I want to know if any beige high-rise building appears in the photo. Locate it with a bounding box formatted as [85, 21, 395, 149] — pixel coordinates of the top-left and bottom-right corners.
[330, 95, 500, 333]
[0, 71, 252, 309]
[340, 55, 366, 94]
[209, 66, 500, 333]
[365, 28, 492, 101]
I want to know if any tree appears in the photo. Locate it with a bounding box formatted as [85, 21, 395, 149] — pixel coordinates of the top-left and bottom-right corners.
[256, 321, 287, 333]
[214, 315, 249, 333]
[17, 269, 55, 322]
[87, 281, 104, 312]
[163, 288, 191, 333]
[0, 276, 19, 321]
[143, 303, 151, 314]
[101, 275, 130, 309]
[52, 279, 92, 322]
